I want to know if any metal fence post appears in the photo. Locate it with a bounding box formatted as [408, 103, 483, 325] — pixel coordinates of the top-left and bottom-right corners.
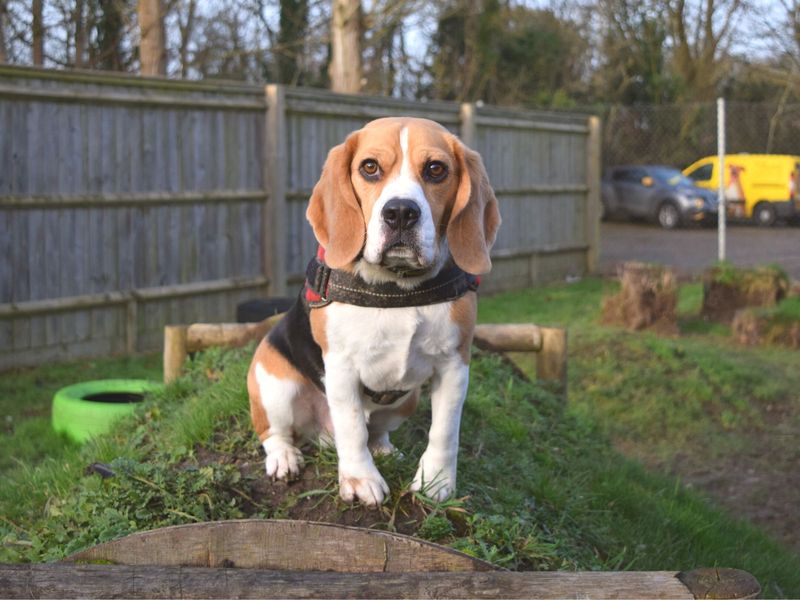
[717, 97, 726, 263]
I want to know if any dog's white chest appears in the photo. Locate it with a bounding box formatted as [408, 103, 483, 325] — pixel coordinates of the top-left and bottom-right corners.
[324, 302, 459, 391]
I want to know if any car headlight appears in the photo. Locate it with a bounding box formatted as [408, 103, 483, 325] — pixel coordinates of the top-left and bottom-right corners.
[693, 197, 705, 209]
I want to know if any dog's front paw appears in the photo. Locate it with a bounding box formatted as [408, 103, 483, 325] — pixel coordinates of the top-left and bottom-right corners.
[339, 463, 389, 507]
[410, 452, 456, 502]
[264, 439, 304, 481]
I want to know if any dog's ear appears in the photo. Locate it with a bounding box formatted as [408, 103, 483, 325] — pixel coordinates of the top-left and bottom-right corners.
[447, 138, 501, 275]
[306, 131, 365, 268]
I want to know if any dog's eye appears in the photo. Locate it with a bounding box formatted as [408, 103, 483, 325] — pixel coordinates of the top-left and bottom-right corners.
[424, 161, 448, 182]
[359, 159, 381, 180]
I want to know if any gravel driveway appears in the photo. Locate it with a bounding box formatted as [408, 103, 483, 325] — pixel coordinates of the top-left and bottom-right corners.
[600, 222, 800, 280]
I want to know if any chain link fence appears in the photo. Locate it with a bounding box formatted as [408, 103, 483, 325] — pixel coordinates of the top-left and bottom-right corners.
[598, 102, 800, 169]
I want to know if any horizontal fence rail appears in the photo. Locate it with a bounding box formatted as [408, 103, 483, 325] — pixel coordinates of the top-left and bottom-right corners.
[0, 64, 600, 369]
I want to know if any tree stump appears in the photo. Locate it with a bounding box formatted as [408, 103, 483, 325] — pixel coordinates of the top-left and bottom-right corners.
[602, 262, 678, 334]
[732, 308, 800, 349]
[701, 264, 788, 323]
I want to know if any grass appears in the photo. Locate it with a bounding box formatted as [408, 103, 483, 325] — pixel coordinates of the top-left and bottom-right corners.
[0, 353, 162, 473]
[479, 278, 800, 461]
[1, 277, 799, 596]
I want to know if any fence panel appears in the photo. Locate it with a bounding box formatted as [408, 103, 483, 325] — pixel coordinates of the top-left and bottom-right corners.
[0, 66, 598, 369]
[468, 106, 594, 292]
[0, 67, 268, 368]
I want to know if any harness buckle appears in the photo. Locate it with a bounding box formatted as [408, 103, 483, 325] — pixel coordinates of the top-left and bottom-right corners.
[305, 257, 333, 307]
[313, 261, 331, 301]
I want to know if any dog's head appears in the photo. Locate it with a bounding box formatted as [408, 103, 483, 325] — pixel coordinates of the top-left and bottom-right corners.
[306, 117, 500, 282]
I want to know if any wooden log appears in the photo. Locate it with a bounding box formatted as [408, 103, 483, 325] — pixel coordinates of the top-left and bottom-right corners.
[65, 519, 494, 573]
[163, 315, 284, 383]
[162, 325, 188, 384]
[474, 324, 543, 352]
[678, 568, 761, 599]
[163, 320, 565, 386]
[186, 313, 284, 352]
[0, 563, 760, 599]
[536, 326, 567, 392]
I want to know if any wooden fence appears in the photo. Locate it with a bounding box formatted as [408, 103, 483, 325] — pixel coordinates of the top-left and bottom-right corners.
[0, 65, 600, 369]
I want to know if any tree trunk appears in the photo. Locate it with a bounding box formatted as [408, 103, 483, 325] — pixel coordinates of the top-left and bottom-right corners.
[32, 0, 44, 65]
[0, 0, 8, 63]
[276, 0, 309, 84]
[96, 0, 125, 70]
[138, 0, 166, 76]
[74, 0, 87, 67]
[178, 0, 197, 78]
[329, 0, 362, 93]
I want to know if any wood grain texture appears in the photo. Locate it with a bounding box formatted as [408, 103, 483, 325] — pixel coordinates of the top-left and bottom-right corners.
[474, 324, 544, 352]
[537, 326, 568, 391]
[0, 564, 702, 599]
[65, 520, 496, 573]
[678, 568, 761, 599]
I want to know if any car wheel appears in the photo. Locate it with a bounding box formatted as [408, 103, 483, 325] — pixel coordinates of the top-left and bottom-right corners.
[657, 202, 681, 229]
[753, 202, 776, 227]
[52, 379, 162, 444]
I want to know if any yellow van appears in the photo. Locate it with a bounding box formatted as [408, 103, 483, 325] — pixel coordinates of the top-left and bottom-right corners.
[683, 154, 800, 226]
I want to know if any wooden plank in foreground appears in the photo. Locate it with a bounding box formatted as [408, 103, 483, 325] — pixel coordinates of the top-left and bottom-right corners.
[65, 519, 495, 573]
[0, 564, 699, 599]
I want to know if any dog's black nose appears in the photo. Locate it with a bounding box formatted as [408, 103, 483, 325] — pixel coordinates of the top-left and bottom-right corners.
[381, 198, 421, 231]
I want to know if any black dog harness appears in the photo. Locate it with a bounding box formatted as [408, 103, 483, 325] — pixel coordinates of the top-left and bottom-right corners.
[267, 248, 479, 405]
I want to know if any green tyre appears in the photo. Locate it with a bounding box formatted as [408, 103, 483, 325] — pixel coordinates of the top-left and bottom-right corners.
[52, 379, 162, 444]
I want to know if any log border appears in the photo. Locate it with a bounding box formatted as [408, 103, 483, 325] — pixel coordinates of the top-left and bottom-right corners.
[0, 564, 760, 599]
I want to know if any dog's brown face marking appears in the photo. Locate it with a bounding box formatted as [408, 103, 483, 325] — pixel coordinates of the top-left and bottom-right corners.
[306, 117, 500, 274]
[348, 119, 461, 241]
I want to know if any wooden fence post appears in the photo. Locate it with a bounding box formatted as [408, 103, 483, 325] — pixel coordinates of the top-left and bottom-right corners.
[537, 326, 567, 395]
[585, 115, 602, 274]
[459, 103, 476, 148]
[163, 325, 188, 384]
[264, 84, 288, 297]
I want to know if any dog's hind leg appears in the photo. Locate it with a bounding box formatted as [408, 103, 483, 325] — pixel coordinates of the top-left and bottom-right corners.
[248, 339, 312, 480]
[366, 390, 419, 455]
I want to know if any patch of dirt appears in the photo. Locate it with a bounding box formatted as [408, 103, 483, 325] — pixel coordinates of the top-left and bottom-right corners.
[601, 262, 678, 334]
[621, 408, 800, 553]
[190, 444, 432, 536]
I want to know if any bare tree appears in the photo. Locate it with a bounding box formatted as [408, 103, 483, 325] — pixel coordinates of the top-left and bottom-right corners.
[329, 0, 362, 93]
[139, 0, 166, 75]
[176, 0, 196, 77]
[275, 0, 309, 84]
[362, 0, 419, 95]
[666, 0, 746, 101]
[32, 0, 44, 65]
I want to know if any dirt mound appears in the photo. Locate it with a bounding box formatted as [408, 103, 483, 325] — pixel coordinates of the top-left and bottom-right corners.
[701, 265, 788, 323]
[601, 262, 678, 334]
[191, 443, 432, 536]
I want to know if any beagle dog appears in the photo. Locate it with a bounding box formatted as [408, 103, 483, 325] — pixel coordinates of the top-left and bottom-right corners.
[247, 117, 500, 506]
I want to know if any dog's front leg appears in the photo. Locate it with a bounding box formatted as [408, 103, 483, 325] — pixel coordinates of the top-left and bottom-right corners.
[411, 357, 469, 501]
[324, 355, 389, 507]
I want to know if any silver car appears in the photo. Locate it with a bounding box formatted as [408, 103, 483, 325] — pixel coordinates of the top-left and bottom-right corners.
[602, 165, 719, 229]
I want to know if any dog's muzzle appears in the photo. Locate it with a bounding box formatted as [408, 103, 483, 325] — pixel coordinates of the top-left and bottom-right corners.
[379, 198, 428, 274]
